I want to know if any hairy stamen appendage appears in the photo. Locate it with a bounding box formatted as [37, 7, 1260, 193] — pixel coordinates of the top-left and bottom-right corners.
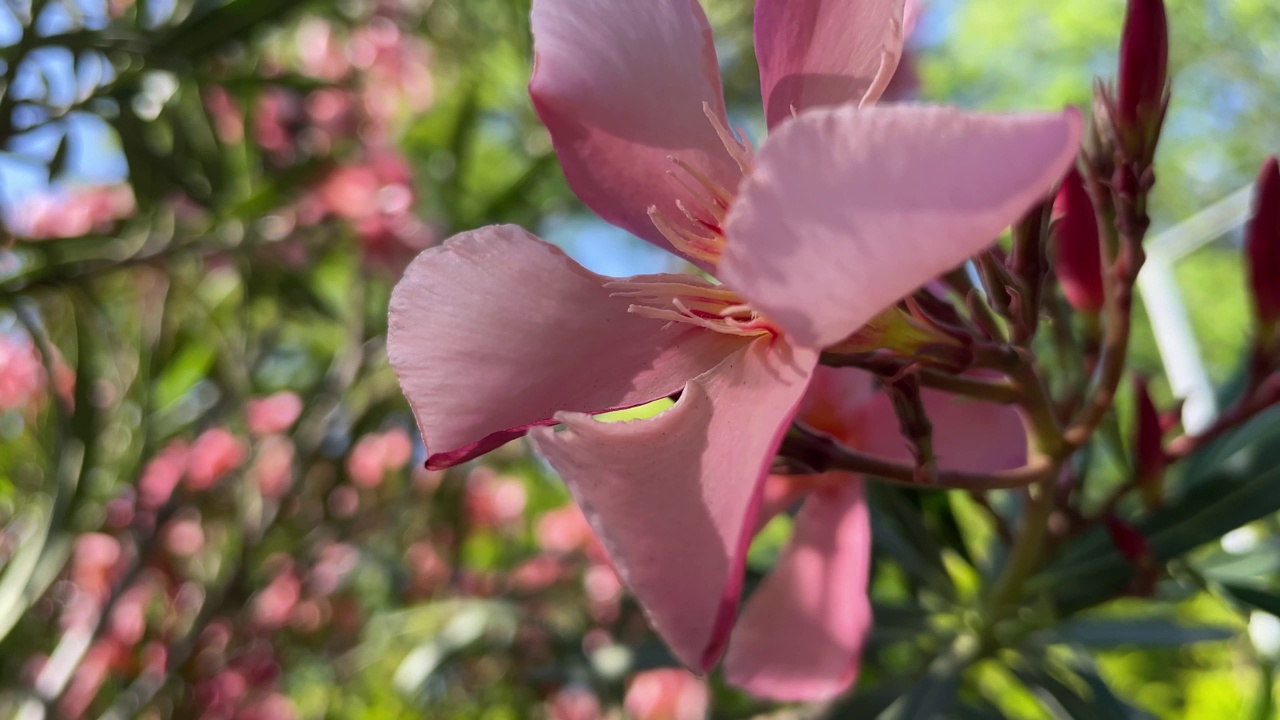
[607, 278, 774, 338]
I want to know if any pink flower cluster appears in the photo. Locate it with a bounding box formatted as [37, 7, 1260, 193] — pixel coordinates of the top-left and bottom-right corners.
[9, 185, 136, 241]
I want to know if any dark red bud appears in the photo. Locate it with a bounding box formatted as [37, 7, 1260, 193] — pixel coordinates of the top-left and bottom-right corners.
[1052, 167, 1105, 314]
[1132, 375, 1164, 509]
[1117, 0, 1169, 128]
[1104, 514, 1150, 566]
[1246, 156, 1280, 329]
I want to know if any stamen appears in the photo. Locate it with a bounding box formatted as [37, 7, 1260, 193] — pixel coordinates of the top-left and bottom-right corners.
[606, 278, 775, 338]
[647, 105, 756, 265]
[702, 102, 754, 175]
[647, 207, 724, 265]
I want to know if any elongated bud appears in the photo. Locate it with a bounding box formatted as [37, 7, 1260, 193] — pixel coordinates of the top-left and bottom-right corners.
[1132, 375, 1164, 509]
[1246, 156, 1280, 342]
[1111, 0, 1169, 166]
[1052, 167, 1105, 315]
[1117, 0, 1168, 127]
[1103, 514, 1158, 596]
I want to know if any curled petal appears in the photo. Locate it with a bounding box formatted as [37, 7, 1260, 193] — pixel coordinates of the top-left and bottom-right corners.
[529, 339, 818, 671]
[387, 226, 744, 469]
[755, 0, 906, 126]
[724, 479, 871, 701]
[720, 104, 1082, 350]
[530, 0, 742, 262]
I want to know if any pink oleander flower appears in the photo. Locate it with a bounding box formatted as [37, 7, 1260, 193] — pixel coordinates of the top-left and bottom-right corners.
[0, 334, 44, 412]
[10, 185, 136, 241]
[548, 687, 602, 720]
[346, 427, 414, 488]
[186, 428, 248, 491]
[721, 366, 1025, 699]
[245, 391, 303, 437]
[388, 0, 1079, 700]
[139, 439, 190, 509]
[250, 435, 297, 499]
[624, 669, 710, 720]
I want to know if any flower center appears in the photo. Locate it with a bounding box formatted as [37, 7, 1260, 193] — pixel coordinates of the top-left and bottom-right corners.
[606, 276, 774, 338]
[647, 103, 754, 266]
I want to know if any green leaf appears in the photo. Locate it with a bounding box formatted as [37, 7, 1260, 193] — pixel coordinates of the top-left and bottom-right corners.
[1036, 454, 1280, 614]
[1222, 584, 1280, 617]
[1034, 618, 1235, 648]
[48, 129, 70, 182]
[153, 341, 218, 411]
[879, 667, 962, 720]
[1017, 664, 1151, 720]
[869, 485, 955, 599]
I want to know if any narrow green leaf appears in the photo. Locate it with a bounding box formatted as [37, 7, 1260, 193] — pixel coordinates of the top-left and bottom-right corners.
[1035, 618, 1235, 648]
[1223, 584, 1280, 617]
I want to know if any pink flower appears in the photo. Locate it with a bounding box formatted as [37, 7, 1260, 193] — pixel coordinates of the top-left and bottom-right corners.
[252, 566, 302, 631]
[548, 687, 601, 720]
[0, 334, 44, 411]
[536, 504, 596, 555]
[346, 428, 414, 488]
[10, 185, 136, 240]
[250, 435, 296, 499]
[139, 439, 190, 509]
[186, 428, 248, 491]
[720, 366, 1026, 700]
[245, 392, 303, 437]
[624, 669, 709, 720]
[464, 469, 528, 528]
[388, 0, 1079, 701]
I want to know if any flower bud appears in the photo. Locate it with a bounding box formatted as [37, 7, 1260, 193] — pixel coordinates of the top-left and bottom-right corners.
[1132, 375, 1164, 509]
[1117, 0, 1168, 130]
[1052, 167, 1105, 314]
[825, 306, 961, 357]
[1246, 156, 1280, 337]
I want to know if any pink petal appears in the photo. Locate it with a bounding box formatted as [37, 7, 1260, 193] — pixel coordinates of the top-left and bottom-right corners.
[754, 0, 906, 127]
[529, 0, 742, 261]
[856, 384, 1029, 473]
[528, 338, 818, 671]
[720, 104, 1082, 350]
[387, 226, 745, 469]
[724, 479, 871, 701]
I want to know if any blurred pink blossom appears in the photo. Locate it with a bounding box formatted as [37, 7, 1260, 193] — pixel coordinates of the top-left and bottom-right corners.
[624, 669, 710, 720]
[70, 533, 123, 600]
[404, 541, 449, 597]
[11, 185, 136, 240]
[238, 692, 298, 720]
[510, 556, 563, 593]
[186, 428, 248, 491]
[60, 640, 123, 719]
[536, 504, 595, 555]
[315, 150, 436, 273]
[548, 687, 601, 720]
[245, 392, 303, 437]
[346, 427, 414, 488]
[465, 469, 527, 529]
[0, 334, 44, 411]
[139, 439, 190, 509]
[107, 583, 153, 646]
[250, 435, 296, 499]
[162, 516, 206, 558]
[252, 567, 302, 631]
